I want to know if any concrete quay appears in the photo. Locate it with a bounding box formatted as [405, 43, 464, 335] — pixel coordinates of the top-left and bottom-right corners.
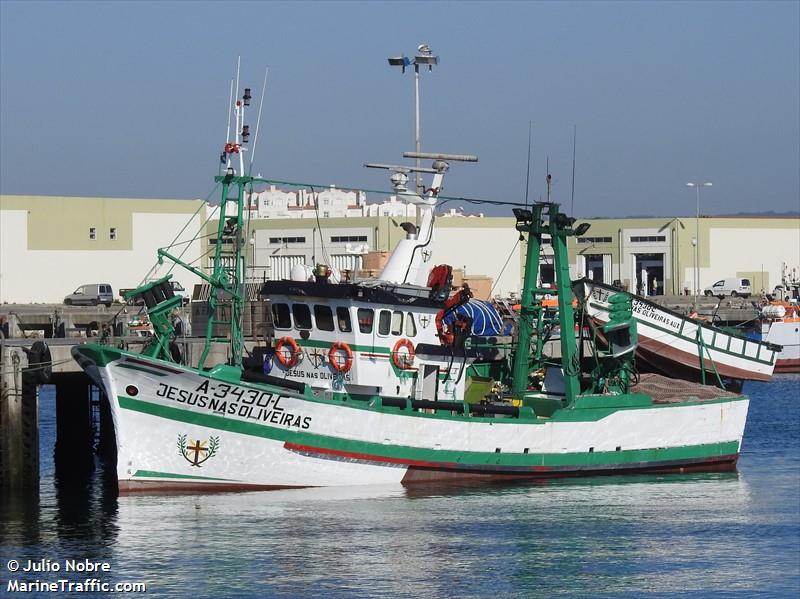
[645, 293, 762, 324]
[0, 303, 172, 339]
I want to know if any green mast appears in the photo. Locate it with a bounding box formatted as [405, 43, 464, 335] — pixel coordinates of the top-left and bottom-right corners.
[548, 206, 582, 404]
[154, 173, 249, 369]
[510, 201, 590, 406]
[207, 173, 248, 368]
[133, 75, 255, 370]
[510, 204, 544, 397]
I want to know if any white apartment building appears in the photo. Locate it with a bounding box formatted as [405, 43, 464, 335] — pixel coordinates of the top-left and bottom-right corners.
[247, 185, 421, 220]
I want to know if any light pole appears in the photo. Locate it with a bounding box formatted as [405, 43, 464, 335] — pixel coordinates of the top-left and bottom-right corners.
[686, 181, 712, 298]
[388, 44, 438, 192]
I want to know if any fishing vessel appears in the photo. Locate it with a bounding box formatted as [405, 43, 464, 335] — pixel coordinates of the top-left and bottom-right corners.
[71, 78, 750, 493]
[760, 302, 800, 372]
[574, 279, 780, 387]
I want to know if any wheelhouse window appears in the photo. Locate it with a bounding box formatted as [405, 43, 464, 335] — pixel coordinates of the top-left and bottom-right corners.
[378, 310, 392, 336]
[272, 303, 291, 329]
[357, 308, 374, 334]
[391, 311, 403, 335]
[405, 313, 417, 337]
[337, 307, 352, 332]
[293, 304, 312, 329]
[314, 305, 334, 331]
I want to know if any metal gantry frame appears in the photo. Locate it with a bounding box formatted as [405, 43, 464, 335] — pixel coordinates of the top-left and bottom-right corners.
[510, 202, 587, 406]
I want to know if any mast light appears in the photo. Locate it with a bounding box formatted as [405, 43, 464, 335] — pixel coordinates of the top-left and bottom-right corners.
[574, 222, 591, 236]
[387, 56, 412, 73]
[513, 208, 533, 224]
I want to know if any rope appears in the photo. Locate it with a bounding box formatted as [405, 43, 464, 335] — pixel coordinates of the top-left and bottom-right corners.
[488, 238, 520, 297]
[0, 357, 75, 376]
[310, 186, 333, 270]
[138, 182, 221, 285]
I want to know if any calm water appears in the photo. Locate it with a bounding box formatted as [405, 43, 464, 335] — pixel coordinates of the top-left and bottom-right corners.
[1, 376, 798, 598]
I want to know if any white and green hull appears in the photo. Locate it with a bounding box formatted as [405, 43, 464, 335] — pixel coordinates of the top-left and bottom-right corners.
[73, 344, 748, 493]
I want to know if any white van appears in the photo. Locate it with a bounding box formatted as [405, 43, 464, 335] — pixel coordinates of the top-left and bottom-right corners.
[703, 278, 751, 298]
[64, 284, 114, 307]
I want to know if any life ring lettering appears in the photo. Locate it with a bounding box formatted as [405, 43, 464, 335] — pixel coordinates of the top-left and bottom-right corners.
[392, 338, 416, 370]
[275, 336, 301, 368]
[328, 341, 354, 373]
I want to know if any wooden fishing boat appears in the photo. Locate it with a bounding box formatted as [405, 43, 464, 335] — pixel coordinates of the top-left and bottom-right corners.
[574, 279, 780, 385]
[71, 71, 749, 493]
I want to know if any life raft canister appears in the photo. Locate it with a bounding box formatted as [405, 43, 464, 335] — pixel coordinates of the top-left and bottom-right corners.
[275, 336, 301, 368]
[392, 338, 416, 370]
[328, 341, 354, 373]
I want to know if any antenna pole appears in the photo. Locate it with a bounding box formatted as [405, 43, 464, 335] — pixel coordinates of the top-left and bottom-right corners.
[235, 57, 245, 175]
[249, 66, 269, 174]
[414, 62, 421, 192]
[524, 121, 532, 209]
[571, 125, 577, 216]
[225, 79, 234, 155]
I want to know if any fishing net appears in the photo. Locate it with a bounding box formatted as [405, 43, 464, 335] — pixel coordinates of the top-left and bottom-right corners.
[631, 373, 740, 403]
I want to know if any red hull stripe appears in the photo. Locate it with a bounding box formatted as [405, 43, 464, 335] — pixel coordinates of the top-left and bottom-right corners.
[284, 441, 479, 470]
[283, 442, 738, 475]
[119, 480, 305, 494]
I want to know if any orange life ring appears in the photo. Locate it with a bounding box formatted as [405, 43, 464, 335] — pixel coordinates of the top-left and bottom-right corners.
[392, 338, 416, 370]
[328, 341, 354, 373]
[275, 336, 300, 368]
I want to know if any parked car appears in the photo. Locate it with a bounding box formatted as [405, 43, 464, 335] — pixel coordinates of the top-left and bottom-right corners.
[703, 278, 751, 298]
[64, 284, 114, 307]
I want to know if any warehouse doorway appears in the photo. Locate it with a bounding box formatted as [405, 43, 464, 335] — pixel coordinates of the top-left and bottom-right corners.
[634, 253, 665, 296]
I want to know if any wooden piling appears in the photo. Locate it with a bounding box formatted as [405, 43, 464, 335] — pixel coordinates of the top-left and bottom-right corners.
[0, 342, 39, 492]
[54, 373, 94, 477]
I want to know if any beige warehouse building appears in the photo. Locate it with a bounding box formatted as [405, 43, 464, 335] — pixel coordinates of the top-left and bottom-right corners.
[1, 193, 798, 303]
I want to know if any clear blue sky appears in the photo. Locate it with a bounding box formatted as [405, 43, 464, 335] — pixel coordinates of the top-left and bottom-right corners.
[1, 1, 798, 217]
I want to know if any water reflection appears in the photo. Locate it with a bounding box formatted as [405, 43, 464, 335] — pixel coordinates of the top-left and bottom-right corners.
[53, 454, 119, 548]
[1, 378, 797, 597]
[96, 472, 763, 598]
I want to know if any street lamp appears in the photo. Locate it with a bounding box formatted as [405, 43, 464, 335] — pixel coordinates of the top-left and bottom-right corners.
[388, 44, 439, 192]
[686, 181, 712, 299]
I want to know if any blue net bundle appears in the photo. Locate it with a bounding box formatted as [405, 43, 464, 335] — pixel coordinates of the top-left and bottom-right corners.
[442, 299, 505, 336]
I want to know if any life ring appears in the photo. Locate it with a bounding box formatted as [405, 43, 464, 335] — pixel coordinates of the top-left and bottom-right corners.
[392, 338, 416, 370]
[328, 341, 354, 373]
[275, 336, 300, 368]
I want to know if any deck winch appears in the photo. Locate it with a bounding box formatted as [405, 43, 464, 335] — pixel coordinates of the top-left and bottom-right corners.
[122, 275, 183, 361]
